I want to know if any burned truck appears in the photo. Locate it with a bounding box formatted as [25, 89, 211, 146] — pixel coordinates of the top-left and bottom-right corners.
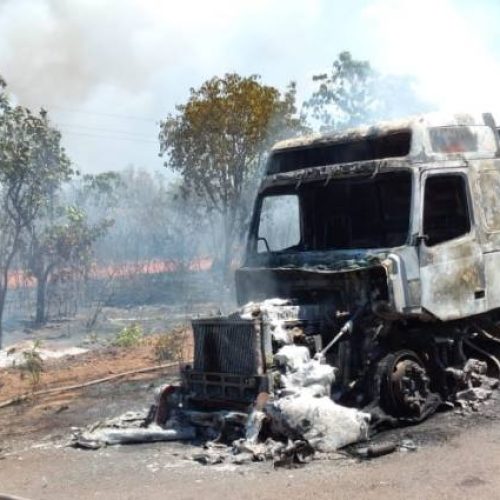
[179, 112, 500, 425]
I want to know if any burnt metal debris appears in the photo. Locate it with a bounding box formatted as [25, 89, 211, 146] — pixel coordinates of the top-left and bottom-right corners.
[75, 112, 500, 460]
[179, 112, 500, 419]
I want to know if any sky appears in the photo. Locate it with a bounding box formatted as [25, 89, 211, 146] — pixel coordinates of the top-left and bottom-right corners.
[1, 0, 500, 174]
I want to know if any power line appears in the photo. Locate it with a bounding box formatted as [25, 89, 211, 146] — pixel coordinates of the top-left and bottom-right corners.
[60, 129, 158, 144]
[59, 122, 156, 139]
[48, 105, 160, 122]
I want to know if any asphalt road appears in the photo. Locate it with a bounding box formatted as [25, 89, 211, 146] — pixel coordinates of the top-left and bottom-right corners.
[1, 377, 500, 499]
[1, 421, 500, 500]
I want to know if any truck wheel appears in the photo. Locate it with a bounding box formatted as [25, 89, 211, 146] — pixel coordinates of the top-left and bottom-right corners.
[377, 350, 432, 419]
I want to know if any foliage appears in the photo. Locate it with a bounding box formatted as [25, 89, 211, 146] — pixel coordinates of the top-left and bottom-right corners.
[306, 51, 428, 131]
[31, 206, 111, 267]
[74, 171, 123, 210]
[159, 73, 306, 277]
[100, 169, 201, 264]
[154, 327, 187, 362]
[306, 52, 374, 130]
[114, 323, 143, 348]
[23, 205, 113, 325]
[20, 340, 44, 387]
[0, 77, 72, 346]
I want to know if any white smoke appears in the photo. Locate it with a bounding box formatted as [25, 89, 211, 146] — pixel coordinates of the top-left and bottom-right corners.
[362, 0, 500, 118]
[0, 0, 323, 172]
[0, 0, 322, 107]
[1, 0, 500, 172]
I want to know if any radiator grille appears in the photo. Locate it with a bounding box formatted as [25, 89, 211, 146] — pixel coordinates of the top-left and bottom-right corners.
[192, 317, 261, 375]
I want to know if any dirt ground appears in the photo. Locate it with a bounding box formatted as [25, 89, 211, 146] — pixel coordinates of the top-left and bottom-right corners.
[0, 330, 193, 401]
[1, 345, 500, 499]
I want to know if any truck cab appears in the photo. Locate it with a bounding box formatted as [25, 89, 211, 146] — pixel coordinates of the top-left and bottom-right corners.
[237, 112, 500, 323]
[182, 113, 500, 422]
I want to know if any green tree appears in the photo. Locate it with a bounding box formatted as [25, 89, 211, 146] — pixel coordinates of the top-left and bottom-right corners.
[0, 78, 72, 346]
[23, 205, 112, 326]
[159, 73, 305, 278]
[306, 51, 427, 131]
[73, 171, 123, 210]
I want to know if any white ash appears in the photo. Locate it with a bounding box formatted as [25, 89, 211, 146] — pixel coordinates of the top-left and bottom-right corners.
[0, 341, 87, 369]
[71, 410, 196, 449]
[267, 394, 370, 452]
[264, 343, 370, 452]
[240, 298, 299, 344]
[275, 344, 335, 398]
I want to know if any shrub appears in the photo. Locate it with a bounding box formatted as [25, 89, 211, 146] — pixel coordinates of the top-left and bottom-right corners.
[20, 340, 44, 387]
[114, 323, 143, 348]
[154, 327, 187, 362]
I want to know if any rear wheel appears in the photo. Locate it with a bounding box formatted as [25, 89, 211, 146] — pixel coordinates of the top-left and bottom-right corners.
[378, 350, 434, 420]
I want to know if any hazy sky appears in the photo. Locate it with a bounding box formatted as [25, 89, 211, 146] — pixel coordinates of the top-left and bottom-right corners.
[1, 0, 500, 173]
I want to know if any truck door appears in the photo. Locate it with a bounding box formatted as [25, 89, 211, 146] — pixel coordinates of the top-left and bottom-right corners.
[419, 170, 486, 320]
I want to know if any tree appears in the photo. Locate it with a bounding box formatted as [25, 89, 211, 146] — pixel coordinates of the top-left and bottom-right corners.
[73, 171, 123, 212]
[23, 205, 112, 326]
[159, 73, 305, 279]
[160, 180, 213, 270]
[306, 51, 428, 131]
[0, 78, 72, 346]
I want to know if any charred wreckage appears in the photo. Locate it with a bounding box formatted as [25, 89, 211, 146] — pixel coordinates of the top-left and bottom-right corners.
[77, 112, 500, 455]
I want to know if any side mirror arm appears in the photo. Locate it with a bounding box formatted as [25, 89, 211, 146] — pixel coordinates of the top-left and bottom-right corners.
[257, 236, 271, 253]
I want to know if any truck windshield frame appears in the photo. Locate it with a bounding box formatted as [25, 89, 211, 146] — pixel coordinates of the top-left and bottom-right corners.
[252, 171, 413, 255]
[267, 130, 412, 175]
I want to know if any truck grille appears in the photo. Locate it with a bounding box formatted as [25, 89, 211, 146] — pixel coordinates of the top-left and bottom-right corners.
[192, 317, 263, 375]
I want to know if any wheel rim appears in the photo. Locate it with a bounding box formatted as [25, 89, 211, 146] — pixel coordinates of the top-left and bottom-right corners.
[383, 351, 431, 418]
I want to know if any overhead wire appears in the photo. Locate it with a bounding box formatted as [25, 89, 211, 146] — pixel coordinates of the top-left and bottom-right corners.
[58, 122, 155, 139]
[31, 104, 163, 145]
[45, 104, 159, 123]
[60, 130, 158, 144]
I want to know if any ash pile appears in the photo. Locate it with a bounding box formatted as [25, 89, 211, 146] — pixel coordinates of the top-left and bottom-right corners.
[72, 299, 499, 465]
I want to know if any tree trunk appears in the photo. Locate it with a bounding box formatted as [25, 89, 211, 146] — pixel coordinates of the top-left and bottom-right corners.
[222, 213, 233, 284]
[34, 273, 47, 326]
[35, 270, 49, 326]
[0, 287, 6, 349]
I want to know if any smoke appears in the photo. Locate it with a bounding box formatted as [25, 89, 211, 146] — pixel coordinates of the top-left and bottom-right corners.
[0, 0, 242, 106]
[0, 0, 321, 108]
[362, 0, 500, 118]
[1, 0, 500, 173]
[0, 0, 144, 105]
[0, 0, 324, 172]
[1, 0, 499, 113]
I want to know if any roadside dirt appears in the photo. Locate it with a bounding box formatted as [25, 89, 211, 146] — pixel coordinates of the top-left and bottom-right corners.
[0, 336, 191, 451]
[0, 337, 182, 402]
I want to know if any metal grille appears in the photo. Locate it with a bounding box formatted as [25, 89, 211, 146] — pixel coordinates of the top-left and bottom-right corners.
[192, 317, 261, 375]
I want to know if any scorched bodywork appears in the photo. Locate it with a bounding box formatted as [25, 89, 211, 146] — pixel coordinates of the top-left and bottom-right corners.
[177, 112, 500, 425]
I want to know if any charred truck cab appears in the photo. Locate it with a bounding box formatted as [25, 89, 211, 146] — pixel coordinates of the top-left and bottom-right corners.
[181, 113, 500, 423]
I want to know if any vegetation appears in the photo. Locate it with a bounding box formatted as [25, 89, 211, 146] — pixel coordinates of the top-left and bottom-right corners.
[114, 323, 144, 348]
[19, 340, 44, 387]
[0, 56, 426, 346]
[24, 206, 112, 326]
[159, 73, 306, 278]
[0, 78, 72, 346]
[154, 327, 188, 362]
[306, 51, 427, 131]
